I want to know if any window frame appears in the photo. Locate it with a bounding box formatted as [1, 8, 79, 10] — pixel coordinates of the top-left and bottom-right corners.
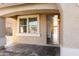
[16, 14, 40, 36]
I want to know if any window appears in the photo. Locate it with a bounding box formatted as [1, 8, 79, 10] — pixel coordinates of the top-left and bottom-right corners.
[28, 17, 38, 33]
[17, 15, 40, 36]
[19, 18, 27, 33]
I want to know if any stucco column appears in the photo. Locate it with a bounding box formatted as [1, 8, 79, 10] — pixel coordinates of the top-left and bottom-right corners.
[59, 3, 79, 56]
[0, 17, 6, 49]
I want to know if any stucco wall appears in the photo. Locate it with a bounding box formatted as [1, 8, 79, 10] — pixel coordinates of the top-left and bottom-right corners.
[59, 3, 79, 55]
[60, 3, 79, 48]
[0, 17, 6, 47]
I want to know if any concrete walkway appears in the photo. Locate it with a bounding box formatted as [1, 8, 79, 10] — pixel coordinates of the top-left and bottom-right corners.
[0, 44, 60, 56]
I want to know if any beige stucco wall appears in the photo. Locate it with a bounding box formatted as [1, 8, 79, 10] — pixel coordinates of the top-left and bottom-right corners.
[0, 17, 5, 37]
[0, 17, 6, 47]
[59, 3, 79, 49]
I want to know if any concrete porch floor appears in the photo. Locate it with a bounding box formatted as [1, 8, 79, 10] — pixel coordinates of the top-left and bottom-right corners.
[0, 44, 60, 56]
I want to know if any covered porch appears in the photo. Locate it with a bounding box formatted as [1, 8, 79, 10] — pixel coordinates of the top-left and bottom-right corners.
[0, 3, 61, 56]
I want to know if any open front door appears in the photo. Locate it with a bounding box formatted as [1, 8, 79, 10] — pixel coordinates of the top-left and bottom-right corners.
[47, 14, 60, 45]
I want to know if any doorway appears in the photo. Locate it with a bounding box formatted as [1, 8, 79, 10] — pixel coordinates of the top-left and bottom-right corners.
[47, 14, 60, 45]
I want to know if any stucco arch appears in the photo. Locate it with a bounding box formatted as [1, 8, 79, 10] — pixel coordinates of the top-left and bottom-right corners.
[0, 3, 59, 17]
